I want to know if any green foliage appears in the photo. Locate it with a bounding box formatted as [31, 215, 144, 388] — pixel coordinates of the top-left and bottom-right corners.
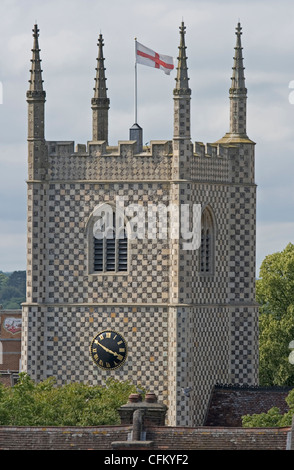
[242, 388, 294, 428]
[242, 243, 294, 426]
[0, 270, 26, 309]
[256, 243, 294, 320]
[242, 407, 283, 428]
[0, 373, 138, 426]
[7, 271, 26, 293]
[0, 273, 8, 290]
[257, 243, 294, 386]
[259, 306, 294, 386]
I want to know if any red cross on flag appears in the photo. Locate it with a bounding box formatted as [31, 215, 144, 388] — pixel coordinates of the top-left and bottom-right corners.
[136, 41, 174, 75]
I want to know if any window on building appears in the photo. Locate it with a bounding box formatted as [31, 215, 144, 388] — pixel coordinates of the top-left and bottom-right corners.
[200, 206, 215, 275]
[92, 209, 128, 273]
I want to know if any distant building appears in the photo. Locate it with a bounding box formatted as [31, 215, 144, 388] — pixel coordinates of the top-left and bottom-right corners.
[21, 22, 258, 426]
[0, 306, 21, 385]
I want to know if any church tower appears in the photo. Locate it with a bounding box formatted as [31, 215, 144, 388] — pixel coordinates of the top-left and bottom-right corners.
[22, 22, 258, 426]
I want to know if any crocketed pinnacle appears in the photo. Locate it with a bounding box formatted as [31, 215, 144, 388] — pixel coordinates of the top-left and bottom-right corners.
[93, 34, 108, 100]
[174, 21, 191, 96]
[28, 24, 45, 96]
[230, 22, 246, 94]
[91, 33, 110, 142]
[216, 21, 253, 144]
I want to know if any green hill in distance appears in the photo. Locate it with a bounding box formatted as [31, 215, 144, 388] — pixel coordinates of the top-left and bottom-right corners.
[0, 271, 26, 309]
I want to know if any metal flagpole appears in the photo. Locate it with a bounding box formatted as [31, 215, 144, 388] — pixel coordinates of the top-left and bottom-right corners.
[134, 37, 138, 124]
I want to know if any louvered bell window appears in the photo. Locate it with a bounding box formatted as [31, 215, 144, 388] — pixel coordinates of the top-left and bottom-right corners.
[93, 212, 128, 273]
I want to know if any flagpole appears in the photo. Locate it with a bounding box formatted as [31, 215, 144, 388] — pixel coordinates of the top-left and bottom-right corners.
[134, 37, 138, 124]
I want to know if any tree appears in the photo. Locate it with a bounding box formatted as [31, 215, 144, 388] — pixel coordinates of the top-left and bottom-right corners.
[257, 243, 294, 320]
[242, 388, 294, 428]
[7, 271, 26, 295]
[0, 373, 139, 426]
[0, 272, 8, 290]
[0, 270, 26, 308]
[259, 305, 294, 386]
[257, 243, 294, 386]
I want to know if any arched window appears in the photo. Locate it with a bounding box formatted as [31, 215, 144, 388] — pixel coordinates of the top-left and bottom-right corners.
[88, 204, 128, 273]
[200, 206, 215, 275]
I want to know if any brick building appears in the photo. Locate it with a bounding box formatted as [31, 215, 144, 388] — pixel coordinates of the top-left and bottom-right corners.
[21, 21, 259, 426]
[0, 306, 21, 385]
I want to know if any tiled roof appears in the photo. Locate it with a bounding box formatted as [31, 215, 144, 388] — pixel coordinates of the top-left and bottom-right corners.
[204, 384, 293, 427]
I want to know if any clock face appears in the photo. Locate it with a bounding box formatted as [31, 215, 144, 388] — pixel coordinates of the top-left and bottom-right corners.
[90, 330, 127, 370]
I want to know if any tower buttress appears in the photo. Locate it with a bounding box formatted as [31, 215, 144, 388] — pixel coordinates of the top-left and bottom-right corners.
[229, 22, 247, 137]
[91, 34, 110, 143]
[26, 24, 47, 180]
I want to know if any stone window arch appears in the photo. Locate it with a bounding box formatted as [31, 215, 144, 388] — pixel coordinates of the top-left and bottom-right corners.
[199, 205, 215, 275]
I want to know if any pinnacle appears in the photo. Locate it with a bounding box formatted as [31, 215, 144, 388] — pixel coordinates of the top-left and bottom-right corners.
[91, 33, 110, 142]
[174, 21, 191, 96]
[227, 21, 248, 138]
[28, 24, 45, 96]
[230, 22, 246, 93]
[93, 34, 109, 100]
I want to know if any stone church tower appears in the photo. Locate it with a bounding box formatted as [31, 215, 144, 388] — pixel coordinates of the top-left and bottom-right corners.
[21, 22, 259, 426]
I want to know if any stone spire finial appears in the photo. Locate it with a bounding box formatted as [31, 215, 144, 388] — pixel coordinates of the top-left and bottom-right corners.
[231, 22, 246, 93]
[229, 22, 247, 136]
[174, 21, 191, 96]
[28, 24, 46, 97]
[91, 33, 110, 143]
[93, 34, 108, 100]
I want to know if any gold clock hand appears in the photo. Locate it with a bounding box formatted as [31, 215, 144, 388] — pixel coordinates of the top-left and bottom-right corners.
[98, 341, 120, 357]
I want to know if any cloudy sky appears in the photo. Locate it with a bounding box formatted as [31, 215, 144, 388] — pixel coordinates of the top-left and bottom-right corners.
[0, 0, 294, 274]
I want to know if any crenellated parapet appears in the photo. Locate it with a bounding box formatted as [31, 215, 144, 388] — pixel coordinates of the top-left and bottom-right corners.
[192, 140, 255, 184]
[45, 139, 172, 181]
[44, 137, 254, 184]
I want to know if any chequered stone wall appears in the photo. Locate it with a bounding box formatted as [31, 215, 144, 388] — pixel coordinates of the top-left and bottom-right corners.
[22, 304, 170, 393]
[22, 135, 258, 426]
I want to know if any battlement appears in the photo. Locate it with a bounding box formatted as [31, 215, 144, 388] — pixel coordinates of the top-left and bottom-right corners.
[46, 139, 173, 158]
[195, 141, 230, 159]
[45, 139, 173, 181]
[192, 139, 255, 183]
[46, 139, 254, 159]
[194, 141, 252, 159]
[44, 138, 254, 183]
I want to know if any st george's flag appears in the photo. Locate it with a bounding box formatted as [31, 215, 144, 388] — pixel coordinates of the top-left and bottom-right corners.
[136, 41, 174, 75]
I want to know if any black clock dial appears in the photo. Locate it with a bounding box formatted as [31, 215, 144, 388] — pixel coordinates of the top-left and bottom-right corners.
[90, 330, 127, 370]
